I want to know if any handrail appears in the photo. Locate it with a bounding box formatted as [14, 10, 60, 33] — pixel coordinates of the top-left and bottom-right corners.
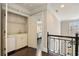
[49, 37, 71, 41]
[48, 34, 76, 38]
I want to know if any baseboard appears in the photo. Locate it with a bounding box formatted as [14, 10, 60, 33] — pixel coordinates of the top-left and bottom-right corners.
[42, 51, 48, 56]
[42, 48, 47, 53]
[27, 46, 37, 50]
[8, 46, 28, 56]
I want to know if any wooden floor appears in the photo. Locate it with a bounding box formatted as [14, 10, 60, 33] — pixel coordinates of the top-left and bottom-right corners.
[8, 47, 48, 56]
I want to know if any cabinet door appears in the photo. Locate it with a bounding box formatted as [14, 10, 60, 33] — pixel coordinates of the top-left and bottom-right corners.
[7, 36, 16, 52]
[16, 34, 27, 49]
[28, 16, 37, 48]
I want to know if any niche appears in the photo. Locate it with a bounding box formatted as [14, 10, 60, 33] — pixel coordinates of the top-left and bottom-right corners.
[7, 12, 28, 35]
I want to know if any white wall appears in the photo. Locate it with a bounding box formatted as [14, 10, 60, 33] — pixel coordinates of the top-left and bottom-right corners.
[44, 5, 61, 53]
[30, 12, 44, 35]
[61, 20, 70, 36]
[42, 11, 48, 52]
[47, 6, 61, 35]
[28, 15, 37, 48]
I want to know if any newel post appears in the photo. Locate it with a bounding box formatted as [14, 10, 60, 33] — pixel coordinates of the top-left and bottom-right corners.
[47, 32, 49, 55]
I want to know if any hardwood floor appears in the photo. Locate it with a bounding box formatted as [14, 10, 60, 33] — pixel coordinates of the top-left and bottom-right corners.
[8, 47, 48, 56]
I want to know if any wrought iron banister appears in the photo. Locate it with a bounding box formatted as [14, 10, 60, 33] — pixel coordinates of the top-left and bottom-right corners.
[47, 32, 79, 56]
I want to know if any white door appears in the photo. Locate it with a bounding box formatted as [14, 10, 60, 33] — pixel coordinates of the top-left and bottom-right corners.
[28, 16, 37, 48]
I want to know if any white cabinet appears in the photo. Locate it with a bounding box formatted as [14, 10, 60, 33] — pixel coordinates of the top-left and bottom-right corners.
[16, 34, 27, 49]
[7, 33, 27, 52]
[7, 35, 16, 52]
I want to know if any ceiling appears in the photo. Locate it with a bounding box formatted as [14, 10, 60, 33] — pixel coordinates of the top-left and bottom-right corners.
[8, 3, 47, 15]
[15, 3, 47, 15]
[17, 3, 46, 11]
[8, 3, 79, 21]
[48, 3, 79, 21]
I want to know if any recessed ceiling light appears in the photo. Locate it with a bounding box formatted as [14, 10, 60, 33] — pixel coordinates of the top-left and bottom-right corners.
[60, 5, 64, 8]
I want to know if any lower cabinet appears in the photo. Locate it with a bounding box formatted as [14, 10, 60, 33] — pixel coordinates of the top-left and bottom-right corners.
[16, 34, 27, 49]
[7, 33, 27, 52]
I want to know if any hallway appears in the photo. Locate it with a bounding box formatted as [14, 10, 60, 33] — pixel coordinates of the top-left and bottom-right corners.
[7, 3, 79, 56]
